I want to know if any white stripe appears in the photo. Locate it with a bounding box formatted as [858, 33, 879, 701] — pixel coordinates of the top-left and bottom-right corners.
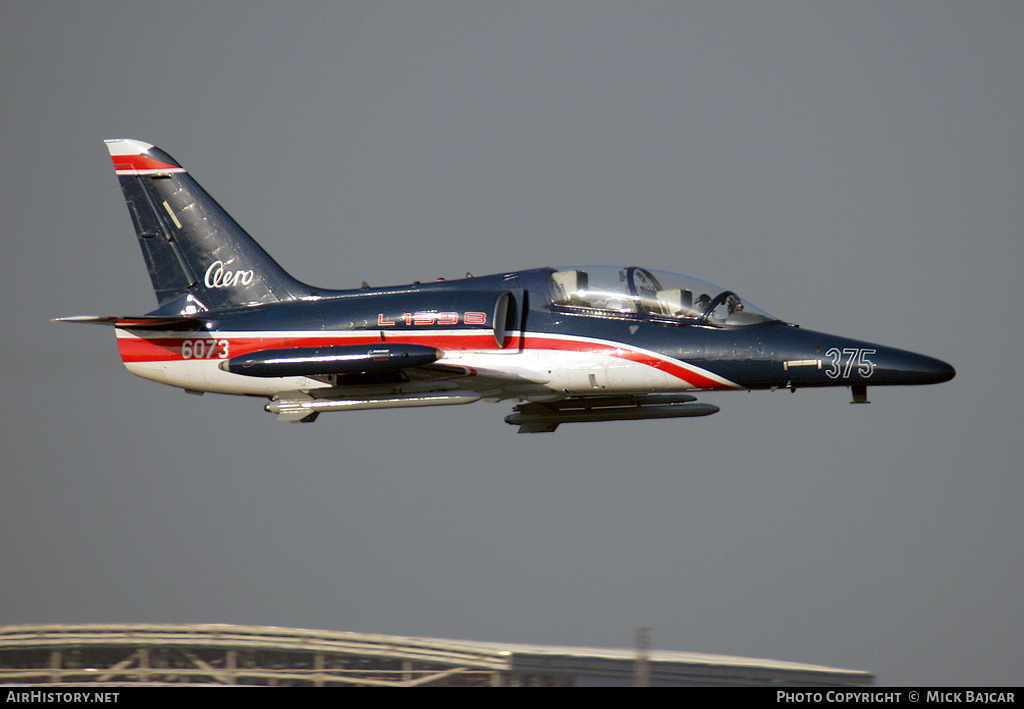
[113, 167, 186, 176]
[105, 138, 155, 155]
[114, 328, 497, 340]
[114, 328, 740, 389]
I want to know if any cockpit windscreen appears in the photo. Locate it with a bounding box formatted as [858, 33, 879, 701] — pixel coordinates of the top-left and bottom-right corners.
[547, 266, 777, 327]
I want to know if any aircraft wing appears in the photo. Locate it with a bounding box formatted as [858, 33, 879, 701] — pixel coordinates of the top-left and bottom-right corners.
[225, 346, 552, 390]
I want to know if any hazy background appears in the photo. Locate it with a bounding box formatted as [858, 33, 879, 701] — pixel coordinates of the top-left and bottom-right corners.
[2, 2, 1021, 685]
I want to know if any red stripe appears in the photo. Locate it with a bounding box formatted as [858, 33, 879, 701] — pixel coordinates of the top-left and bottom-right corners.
[111, 154, 180, 172]
[117, 332, 732, 390]
[116, 334, 499, 362]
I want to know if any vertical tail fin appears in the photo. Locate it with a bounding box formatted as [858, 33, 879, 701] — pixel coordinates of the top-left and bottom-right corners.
[106, 139, 312, 314]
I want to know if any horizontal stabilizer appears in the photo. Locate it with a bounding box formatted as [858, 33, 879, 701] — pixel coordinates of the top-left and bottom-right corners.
[505, 394, 719, 433]
[53, 315, 205, 330]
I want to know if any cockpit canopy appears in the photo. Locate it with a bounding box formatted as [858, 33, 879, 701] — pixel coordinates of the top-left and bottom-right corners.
[547, 266, 777, 327]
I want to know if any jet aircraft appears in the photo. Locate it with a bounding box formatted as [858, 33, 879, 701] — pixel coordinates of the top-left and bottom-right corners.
[58, 139, 955, 432]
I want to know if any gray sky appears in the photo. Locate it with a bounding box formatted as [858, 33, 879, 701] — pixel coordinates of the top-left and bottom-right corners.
[2, 2, 1022, 686]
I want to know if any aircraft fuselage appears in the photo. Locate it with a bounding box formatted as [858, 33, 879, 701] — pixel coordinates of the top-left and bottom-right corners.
[116, 267, 954, 405]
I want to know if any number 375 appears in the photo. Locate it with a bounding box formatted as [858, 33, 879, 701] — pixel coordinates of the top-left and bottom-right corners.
[824, 348, 875, 379]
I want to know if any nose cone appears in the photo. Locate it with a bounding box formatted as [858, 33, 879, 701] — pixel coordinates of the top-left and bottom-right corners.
[881, 349, 955, 385]
[937, 360, 957, 383]
[774, 326, 955, 388]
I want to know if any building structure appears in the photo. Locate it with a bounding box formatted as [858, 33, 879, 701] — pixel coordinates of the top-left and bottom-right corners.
[0, 624, 873, 687]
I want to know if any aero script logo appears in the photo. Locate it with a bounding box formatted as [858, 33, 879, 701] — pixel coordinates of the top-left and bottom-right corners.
[205, 259, 255, 289]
